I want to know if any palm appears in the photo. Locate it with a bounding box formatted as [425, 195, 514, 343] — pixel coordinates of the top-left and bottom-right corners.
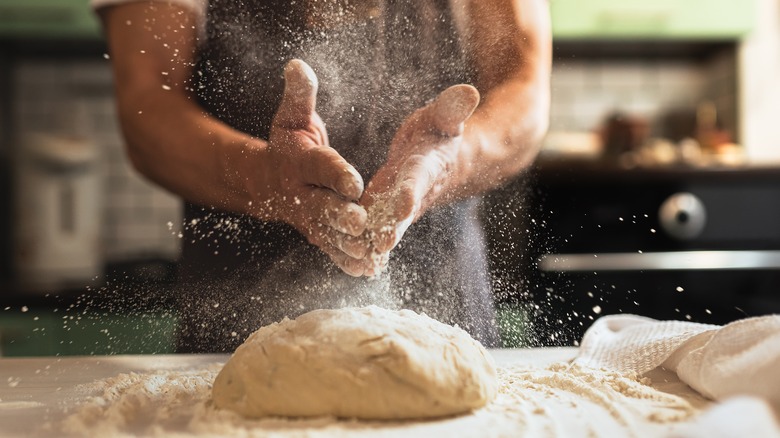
[251, 60, 370, 276]
[359, 85, 480, 274]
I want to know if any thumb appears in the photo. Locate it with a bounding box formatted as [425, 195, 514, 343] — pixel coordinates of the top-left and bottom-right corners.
[274, 59, 319, 128]
[427, 84, 480, 137]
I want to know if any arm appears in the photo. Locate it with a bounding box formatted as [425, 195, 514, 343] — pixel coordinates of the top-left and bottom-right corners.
[357, 0, 551, 274]
[100, 2, 252, 213]
[450, 0, 552, 198]
[99, 3, 370, 275]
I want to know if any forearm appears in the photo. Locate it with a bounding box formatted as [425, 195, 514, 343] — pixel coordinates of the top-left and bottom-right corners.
[116, 87, 267, 216]
[441, 0, 551, 202]
[447, 73, 550, 200]
[101, 1, 270, 217]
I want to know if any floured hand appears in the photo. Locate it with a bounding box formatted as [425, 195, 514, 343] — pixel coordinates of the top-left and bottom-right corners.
[246, 59, 370, 276]
[356, 85, 481, 276]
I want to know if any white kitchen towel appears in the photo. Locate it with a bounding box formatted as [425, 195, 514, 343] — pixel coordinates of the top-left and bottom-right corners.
[574, 314, 780, 404]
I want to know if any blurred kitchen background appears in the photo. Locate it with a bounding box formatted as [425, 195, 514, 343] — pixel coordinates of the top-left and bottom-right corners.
[1, 0, 780, 355]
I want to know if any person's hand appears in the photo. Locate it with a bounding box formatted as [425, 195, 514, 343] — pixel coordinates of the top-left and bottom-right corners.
[247, 59, 371, 276]
[358, 84, 481, 275]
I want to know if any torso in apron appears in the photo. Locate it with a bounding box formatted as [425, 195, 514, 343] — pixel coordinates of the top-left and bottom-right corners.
[177, 0, 499, 352]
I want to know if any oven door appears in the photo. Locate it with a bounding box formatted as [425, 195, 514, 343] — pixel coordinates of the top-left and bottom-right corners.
[512, 161, 780, 346]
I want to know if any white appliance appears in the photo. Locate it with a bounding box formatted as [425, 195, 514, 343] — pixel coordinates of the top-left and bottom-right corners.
[13, 132, 103, 292]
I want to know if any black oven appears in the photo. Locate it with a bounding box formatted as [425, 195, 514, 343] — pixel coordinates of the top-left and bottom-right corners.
[490, 159, 780, 346]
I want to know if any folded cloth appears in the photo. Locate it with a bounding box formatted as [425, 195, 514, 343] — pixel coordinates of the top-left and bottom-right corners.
[574, 314, 780, 404]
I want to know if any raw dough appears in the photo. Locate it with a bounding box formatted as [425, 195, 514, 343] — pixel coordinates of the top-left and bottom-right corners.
[212, 305, 498, 420]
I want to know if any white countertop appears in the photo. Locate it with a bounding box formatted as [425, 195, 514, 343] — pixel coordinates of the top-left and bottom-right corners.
[0, 348, 712, 437]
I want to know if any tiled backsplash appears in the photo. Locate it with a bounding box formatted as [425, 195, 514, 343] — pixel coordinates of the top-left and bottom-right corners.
[13, 60, 182, 263]
[550, 52, 737, 140]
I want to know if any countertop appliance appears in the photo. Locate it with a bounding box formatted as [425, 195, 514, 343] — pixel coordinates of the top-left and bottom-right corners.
[13, 132, 103, 293]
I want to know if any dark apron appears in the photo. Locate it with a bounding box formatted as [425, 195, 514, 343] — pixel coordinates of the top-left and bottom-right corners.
[176, 0, 499, 352]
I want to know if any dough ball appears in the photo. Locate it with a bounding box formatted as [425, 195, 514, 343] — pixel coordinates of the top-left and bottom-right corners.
[212, 305, 498, 420]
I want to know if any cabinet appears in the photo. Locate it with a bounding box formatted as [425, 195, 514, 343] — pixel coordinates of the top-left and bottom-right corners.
[551, 0, 756, 40]
[0, 310, 177, 356]
[0, 0, 100, 39]
[1, 0, 757, 41]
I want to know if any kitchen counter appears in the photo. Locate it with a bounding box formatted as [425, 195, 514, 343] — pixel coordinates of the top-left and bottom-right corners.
[0, 260, 180, 357]
[0, 353, 227, 436]
[0, 348, 714, 437]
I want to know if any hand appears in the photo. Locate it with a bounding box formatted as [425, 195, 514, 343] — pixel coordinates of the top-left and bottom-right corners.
[358, 84, 481, 275]
[246, 59, 371, 276]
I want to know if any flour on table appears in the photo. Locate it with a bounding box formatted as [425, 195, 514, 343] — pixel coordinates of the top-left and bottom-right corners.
[0, 401, 44, 409]
[52, 361, 704, 437]
[213, 305, 498, 420]
[55, 364, 222, 437]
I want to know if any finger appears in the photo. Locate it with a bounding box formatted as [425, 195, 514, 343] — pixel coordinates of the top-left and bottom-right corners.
[370, 155, 443, 253]
[320, 244, 365, 277]
[320, 247, 363, 277]
[327, 202, 368, 237]
[274, 59, 318, 129]
[368, 188, 411, 253]
[302, 148, 365, 201]
[307, 230, 354, 270]
[373, 208, 415, 253]
[330, 232, 370, 259]
[317, 188, 367, 236]
[300, 188, 369, 258]
[346, 254, 375, 277]
[362, 164, 398, 205]
[428, 84, 480, 136]
[307, 217, 368, 259]
[373, 225, 398, 254]
[363, 250, 389, 277]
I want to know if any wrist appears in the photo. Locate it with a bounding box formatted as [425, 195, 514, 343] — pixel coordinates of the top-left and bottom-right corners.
[220, 134, 273, 217]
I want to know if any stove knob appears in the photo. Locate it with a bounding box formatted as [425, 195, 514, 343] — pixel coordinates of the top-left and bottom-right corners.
[659, 192, 706, 240]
